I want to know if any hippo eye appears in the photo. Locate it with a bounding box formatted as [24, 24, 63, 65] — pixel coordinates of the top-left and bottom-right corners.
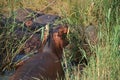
[62, 33, 67, 39]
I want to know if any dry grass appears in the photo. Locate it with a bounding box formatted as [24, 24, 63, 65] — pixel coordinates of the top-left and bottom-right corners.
[0, 0, 120, 80]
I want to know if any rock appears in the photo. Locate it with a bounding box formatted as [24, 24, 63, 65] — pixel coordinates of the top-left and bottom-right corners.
[33, 14, 60, 25]
[27, 14, 61, 30]
[85, 23, 98, 45]
[14, 30, 42, 54]
[15, 8, 43, 22]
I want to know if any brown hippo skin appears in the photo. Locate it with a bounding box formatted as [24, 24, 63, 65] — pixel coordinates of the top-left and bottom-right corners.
[9, 24, 69, 80]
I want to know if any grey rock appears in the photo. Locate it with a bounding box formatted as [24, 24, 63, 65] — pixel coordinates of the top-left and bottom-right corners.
[85, 24, 98, 45]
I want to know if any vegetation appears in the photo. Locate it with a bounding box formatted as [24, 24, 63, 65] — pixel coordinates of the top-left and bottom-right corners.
[0, 0, 120, 80]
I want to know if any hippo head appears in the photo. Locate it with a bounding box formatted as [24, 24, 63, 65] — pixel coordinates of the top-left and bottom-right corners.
[52, 24, 69, 48]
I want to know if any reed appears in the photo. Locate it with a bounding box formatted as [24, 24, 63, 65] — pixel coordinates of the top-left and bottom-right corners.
[0, 0, 120, 80]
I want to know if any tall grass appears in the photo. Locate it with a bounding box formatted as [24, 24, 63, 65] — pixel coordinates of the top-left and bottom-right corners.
[0, 0, 120, 80]
[62, 0, 120, 80]
[0, 15, 28, 73]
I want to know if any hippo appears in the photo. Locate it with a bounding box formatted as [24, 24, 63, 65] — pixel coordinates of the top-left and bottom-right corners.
[9, 24, 69, 80]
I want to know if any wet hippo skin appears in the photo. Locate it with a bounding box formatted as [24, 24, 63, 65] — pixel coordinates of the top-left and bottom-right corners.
[9, 24, 69, 80]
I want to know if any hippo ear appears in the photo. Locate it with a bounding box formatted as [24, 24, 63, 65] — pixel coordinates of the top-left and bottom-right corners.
[25, 20, 33, 27]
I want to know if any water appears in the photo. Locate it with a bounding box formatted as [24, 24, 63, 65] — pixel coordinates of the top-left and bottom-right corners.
[0, 70, 14, 80]
[0, 75, 9, 80]
[0, 53, 34, 80]
[0, 54, 26, 80]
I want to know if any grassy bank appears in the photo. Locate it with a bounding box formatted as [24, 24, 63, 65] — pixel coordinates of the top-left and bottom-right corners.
[0, 0, 120, 80]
